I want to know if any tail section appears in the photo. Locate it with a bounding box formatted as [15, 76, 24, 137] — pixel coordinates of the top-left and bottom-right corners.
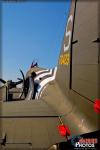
[56, 0, 76, 91]
[56, 0, 100, 101]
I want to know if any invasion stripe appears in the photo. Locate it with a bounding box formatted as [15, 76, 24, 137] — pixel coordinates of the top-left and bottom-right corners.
[35, 69, 52, 80]
[36, 69, 49, 74]
[38, 69, 54, 82]
[36, 67, 57, 99]
[36, 70, 50, 76]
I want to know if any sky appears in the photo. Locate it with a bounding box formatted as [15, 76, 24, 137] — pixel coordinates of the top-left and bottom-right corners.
[2, 0, 71, 81]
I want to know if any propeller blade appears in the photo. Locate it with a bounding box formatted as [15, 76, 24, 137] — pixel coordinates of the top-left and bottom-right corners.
[19, 69, 26, 98]
[20, 69, 25, 81]
[14, 80, 23, 86]
[0, 78, 6, 84]
[17, 78, 23, 81]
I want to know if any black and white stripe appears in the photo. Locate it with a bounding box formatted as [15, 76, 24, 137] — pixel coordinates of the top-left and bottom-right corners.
[35, 67, 57, 99]
[26, 67, 57, 100]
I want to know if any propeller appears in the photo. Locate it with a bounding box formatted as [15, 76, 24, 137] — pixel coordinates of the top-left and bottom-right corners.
[17, 78, 23, 81]
[0, 78, 6, 84]
[0, 76, 23, 88]
[19, 69, 26, 99]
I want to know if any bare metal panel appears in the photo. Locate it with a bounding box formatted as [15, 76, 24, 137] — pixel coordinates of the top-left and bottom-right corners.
[71, 0, 99, 101]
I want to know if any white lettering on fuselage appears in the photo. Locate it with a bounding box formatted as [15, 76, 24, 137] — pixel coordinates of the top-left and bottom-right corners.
[64, 15, 73, 52]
